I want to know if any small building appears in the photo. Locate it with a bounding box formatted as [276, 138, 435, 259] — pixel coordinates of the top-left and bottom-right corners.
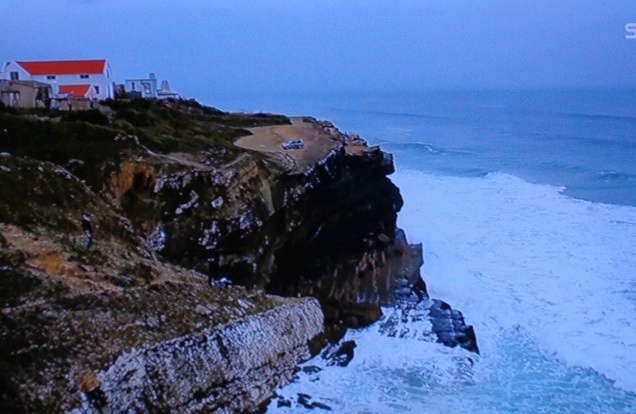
[56, 85, 100, 110]
[124, 75, 179, 100]
[0, 59, 114, 100]
[125, 73, 158, 99]
[157, 80, 179, 100]
[0, 79, 51, 109]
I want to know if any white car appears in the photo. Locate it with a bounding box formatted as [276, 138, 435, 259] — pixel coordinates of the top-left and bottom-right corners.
[281, 139, 304, 150]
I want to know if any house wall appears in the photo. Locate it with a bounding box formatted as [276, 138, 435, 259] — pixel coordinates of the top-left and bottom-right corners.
[157, 90, 180, 100]
[31, 73, 111, 100]
[125, 78, 157, 98]
[0, 62, 30, 82]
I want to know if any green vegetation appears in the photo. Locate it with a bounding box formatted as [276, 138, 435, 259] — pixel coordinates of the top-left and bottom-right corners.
[101, 98, 290, 155]
[0, 156, 95, 231]
[0, 113, 133, 190]
[61, 109, 109, 125]
[0, 99, 290, 190]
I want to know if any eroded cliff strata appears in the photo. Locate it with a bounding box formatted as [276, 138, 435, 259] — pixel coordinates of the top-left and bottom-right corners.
[0, 153, 324, 413]
[119, 114, 476, 351]
[0, 100, 476, 413]
[115, 117, 415, 328]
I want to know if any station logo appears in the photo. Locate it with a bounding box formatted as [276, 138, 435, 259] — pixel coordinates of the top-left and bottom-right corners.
[626, 23, 636, 39]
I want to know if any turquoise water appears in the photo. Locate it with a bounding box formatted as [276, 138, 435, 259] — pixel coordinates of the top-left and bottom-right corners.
[207, 89, 636, 413]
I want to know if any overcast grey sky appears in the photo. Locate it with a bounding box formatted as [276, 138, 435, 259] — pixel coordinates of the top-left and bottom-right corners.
[2, 0, 635, 100]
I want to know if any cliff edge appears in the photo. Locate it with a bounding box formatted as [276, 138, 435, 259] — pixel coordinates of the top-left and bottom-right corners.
[0, 99, 476, 412]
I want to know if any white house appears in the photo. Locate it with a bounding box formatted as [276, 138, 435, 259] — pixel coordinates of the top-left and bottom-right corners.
[0, 59, 113, 100]
[124, 74, 180, 100]
[125, 73, 158, 98]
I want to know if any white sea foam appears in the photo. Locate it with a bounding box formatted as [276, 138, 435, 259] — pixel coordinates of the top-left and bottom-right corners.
[269, 170, 636, 414]
[392, 171, 636, 392]
[268, 315, 477, 413]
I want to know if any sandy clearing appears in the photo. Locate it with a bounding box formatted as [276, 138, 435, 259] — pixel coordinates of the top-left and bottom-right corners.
[235, 117, 342, 173]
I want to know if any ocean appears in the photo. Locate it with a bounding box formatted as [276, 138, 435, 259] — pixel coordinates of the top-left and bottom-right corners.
[207, 89, 636, 413]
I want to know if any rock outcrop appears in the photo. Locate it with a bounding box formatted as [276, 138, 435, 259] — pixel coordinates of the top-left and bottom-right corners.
[70, 299, 323, 414]
[381, 277, 479, 353]
[0, 159, 324, 411]
[109, 115, 422, 332]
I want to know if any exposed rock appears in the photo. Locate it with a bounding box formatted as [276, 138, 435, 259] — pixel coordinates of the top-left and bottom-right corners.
[276, 396, 292, 408]
[429, 299, 479, 353]
[378, 277, 479, 353]
[297, 393, 332, 411]
[302, 365, 322, 375]
[0, 136, 326, 412]
[70, 299, 323, 413]
[115, 117, 424, 334]
[322, 340, 357, 367]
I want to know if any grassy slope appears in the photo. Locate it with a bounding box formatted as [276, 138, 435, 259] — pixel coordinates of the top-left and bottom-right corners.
[0, 98, 290, 187]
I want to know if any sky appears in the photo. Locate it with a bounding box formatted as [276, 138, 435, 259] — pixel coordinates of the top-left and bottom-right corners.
[2, 0, 636, 102]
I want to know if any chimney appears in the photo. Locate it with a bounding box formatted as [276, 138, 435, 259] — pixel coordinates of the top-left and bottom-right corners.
[149, 73, 156, 80]
[160, 80, 171, 91]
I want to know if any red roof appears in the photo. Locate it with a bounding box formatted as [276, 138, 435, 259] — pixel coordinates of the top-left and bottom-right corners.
[16, 60, 106, 75]
[59, 84, 92, 98]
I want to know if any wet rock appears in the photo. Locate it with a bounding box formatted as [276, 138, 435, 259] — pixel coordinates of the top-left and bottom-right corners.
[302, 365, 322, 374]
[341, 303, 382, 328]
[322, 340, 357, 367]
[312, 401, 332, 411]
[380, 277, 479, 353]
[429, 299, 479, 353]
[297, 393, 332, 411]
[277, 396, 292, 408]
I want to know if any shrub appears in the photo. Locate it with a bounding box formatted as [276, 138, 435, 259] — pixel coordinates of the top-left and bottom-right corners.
[61, 110, 109, 125]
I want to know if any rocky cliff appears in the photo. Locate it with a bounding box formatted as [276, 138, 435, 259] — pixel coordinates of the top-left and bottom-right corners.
[70, 299, 322, 414]
[0, 99, 476, 412]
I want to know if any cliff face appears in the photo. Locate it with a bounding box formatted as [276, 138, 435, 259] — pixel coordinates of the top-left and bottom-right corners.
[70, 299, 323, 414]
[0, 151, 324, 413]
[0, 103, 327, 412]
[0, 100, 476, 412]
[113, 116, 421, 330]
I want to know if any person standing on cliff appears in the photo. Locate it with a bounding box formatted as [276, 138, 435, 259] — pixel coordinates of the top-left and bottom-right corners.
[81, 213, 94, 250]
[207, 253, 220, 286]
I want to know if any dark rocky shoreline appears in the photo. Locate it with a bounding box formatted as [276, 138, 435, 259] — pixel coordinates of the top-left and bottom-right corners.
[0, 100, 476, 412]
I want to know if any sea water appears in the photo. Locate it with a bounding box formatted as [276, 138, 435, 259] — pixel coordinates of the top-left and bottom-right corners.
[207, 89, 636, 412]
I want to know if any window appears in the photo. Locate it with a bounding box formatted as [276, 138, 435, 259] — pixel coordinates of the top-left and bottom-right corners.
[10, 71, 19, 80]
[80, 74, 89, 79]
[131, 82, 135, 90]
[36, 87, 48, 101]
[94, 86, 100, 94]
[47, 75, 56, 80]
